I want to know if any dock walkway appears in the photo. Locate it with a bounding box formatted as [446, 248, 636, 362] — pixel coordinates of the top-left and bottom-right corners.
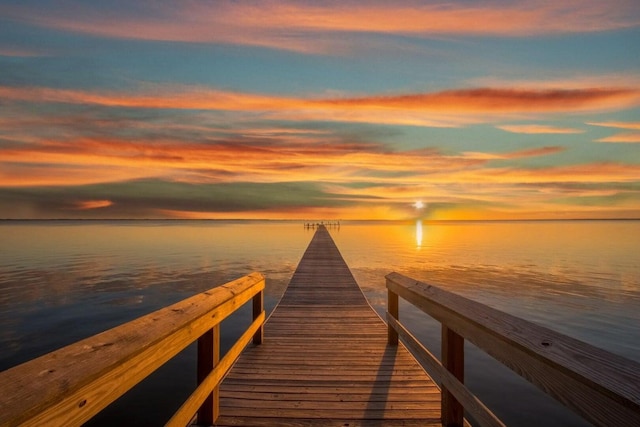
[217, 225, 441, 426]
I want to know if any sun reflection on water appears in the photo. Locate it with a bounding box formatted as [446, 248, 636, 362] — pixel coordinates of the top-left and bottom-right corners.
[415, 219, 423, 248]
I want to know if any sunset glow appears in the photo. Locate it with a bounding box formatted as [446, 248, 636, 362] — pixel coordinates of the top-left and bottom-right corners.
[0, 1, 639, 220]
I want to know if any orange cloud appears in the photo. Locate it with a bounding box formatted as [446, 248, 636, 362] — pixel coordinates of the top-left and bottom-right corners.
[74, 200, 113, 210]
[505, 146, 567, 158]
[0, 134, 386, 187]
[321, 88, 640, 114]
[1, 129, 636, 195]
[473, 74, 640, 91]
[3, 1, 638, 54]
[463, 146, 565, 160]
[158, 204, 407, 221]
[0, 160, 158, 187]
[2, 135, 638, 220]
[587, 122, 640, 143]
[587, 121, 640, 130]
[2, 85, 638, 128]
[466, 162, 640, 184]
[496, 124, 584, 134]
[596, 132, 640, 143]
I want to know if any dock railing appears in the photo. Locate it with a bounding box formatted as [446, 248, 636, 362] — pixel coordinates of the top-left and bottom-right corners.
[386, 271, 640, 427]
[0, 272, 265, 427]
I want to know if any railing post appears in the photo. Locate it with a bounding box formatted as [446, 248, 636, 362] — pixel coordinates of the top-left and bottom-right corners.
[253, 288, 264, 344]
[387, 288, 399, 345]
[197, 324, 220, 425]
[442, 325, 464, 427]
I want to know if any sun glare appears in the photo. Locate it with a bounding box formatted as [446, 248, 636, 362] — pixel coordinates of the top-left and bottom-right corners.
[413, 201, 425, 210]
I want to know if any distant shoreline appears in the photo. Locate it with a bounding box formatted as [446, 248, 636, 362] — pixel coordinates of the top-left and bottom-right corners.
[1, 218, 639, 223]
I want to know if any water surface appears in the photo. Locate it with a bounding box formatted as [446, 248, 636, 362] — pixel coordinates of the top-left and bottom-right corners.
[1, 220, 638, 426]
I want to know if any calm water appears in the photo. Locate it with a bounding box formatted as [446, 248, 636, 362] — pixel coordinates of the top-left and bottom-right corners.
[1, 220, 638, 426]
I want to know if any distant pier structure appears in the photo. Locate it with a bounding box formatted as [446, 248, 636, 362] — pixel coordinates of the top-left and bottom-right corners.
[303, 220, 340, 229]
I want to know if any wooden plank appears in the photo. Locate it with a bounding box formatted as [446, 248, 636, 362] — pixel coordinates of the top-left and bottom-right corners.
[388, 289, 399, 345]
[0, 273, 265, 427]
[219, 407, 440, 419]
[220, 391, 439, 401]
[219, 399, 440, 410]
[387, 313, 505, 427]
[387, 271, 640, 427]
[196, 324, 219, 425]
[167, 312, 265, 427]
[252, 290, 264, 344]
[220, 384, 438, 394]
[213, 417, 440, 427]
[442, 325, 464, 427]
[217, 226, 441, 426]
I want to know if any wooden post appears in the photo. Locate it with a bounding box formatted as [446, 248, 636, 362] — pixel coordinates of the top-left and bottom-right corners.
[442, 325, 464, 427]
[387, 289, 399, 345]
[253, 289, 264, 344]
[197, 324, 220, 425]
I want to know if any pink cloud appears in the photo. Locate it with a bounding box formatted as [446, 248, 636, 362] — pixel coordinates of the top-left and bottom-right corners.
[2, 1, 638, 54]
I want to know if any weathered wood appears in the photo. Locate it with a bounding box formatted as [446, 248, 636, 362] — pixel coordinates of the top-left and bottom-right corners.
[220, 389, 439, 400]
[0, 273, 265, 427]
[217, 226, 441, 426]
[442, 325, 464, 427]
[253, 290, 264, 344]
[166, 311, 265, 427]
[388, 289, 399, 345]
[196, 324, 220, 425]
[220, 408, 440, 419]
[211, 418, 434, 427]
[387, 314, 505, 427]
[386, 271, 640, 427]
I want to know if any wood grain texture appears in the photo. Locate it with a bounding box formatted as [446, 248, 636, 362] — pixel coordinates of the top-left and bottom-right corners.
[216, 226, 441, 427]
[387, 272, 640, 427]
[167, 312, 265, 427]
[0, 273, 265, 427]
[442, 325, 464, 427]
[387, 314, 505, 427]
[196, 324, 219, 425]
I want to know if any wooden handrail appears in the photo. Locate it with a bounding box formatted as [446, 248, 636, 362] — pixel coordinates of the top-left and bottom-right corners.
[386, 271, 640, 427]
[0, 272, 265, 427]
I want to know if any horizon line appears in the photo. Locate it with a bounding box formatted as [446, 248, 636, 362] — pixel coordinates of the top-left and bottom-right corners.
[1, 217, 639, 223]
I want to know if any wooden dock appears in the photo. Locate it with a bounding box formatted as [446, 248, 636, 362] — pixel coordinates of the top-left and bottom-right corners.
[216, 225, 441, 426]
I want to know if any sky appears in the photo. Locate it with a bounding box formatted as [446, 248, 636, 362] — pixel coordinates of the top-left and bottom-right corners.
[1, 0, 639, 220]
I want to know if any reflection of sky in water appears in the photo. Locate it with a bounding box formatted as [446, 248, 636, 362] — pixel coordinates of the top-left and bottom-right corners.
[336, 221, 640, 361]
[1, 220, 638, 427]
[0, 221, 307, 368]
[2, 220, 638, 360]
